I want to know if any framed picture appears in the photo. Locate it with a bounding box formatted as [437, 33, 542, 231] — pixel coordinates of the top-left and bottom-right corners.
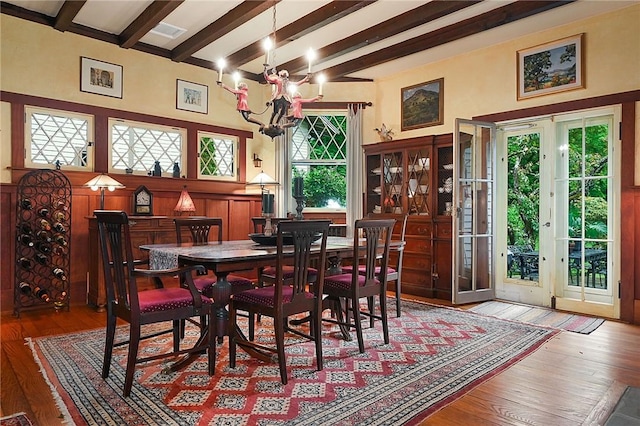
[176, 79, 208, 114]
[517, 34, 584, 100]
[80, 57, 123, 98]
[401, 78, 443, 131]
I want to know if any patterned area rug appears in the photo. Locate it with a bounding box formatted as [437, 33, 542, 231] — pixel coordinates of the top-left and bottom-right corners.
[29, 300, 559, 426]
[469, 300, 605, 334]
[0, 413, 33, 426]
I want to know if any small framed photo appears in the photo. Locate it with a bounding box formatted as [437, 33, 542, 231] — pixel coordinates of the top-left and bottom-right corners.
[80, 57, 123, 98]
[176, 79, 208, 114]
[401, 78, 443, 131]
[517, 34, 584, 100]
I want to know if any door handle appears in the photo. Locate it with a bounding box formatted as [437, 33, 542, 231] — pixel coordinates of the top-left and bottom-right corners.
[543, 222, 550, 227]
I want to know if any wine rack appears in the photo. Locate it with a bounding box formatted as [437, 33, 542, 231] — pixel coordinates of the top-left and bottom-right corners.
[14, 169, 71, 317]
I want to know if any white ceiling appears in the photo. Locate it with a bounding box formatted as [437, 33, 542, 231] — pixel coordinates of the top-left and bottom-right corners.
[2, 0, 635, 81]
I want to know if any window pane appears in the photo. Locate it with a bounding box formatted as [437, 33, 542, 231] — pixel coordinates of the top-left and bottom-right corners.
[110, 120, 184, 174]
[198, 132, 237, 181]
[291, 113, 347, 208]
[26, 108, 92, 170]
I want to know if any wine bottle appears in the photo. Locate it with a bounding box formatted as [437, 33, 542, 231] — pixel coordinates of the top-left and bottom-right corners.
[17, 257, 33, 270]
[19, 281, 33, 295]
[39, 219, 51, 231]
[17, 233, 34, 247]
[35, 241, 51, 254]
[53, 234, 67, 246]
[52, 222, 66, 233]
[53, 211, 65, 221]
[53, 245, 65, 256]
[52, 267, 67, 281]
[35, 252, 48, 265]
[20, 223, 33, 235]
[38, 207, 50, 217]
[20, 199, 33, 210]
[33, 286, 51, 303]
[55, 200, 68, 211]
[36, 230, 52, 242]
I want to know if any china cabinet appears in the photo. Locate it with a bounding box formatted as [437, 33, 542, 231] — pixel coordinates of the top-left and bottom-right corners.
[364, 134, 453, 299]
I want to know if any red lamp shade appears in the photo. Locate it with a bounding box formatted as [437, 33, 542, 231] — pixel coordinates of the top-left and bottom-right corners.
[174, 186, 196, 215]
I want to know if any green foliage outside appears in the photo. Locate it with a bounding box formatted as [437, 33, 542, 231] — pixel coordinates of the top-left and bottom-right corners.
[507, 124, 609, 250]
[292, 114, 347, 208]
[200, 137, 218, 176]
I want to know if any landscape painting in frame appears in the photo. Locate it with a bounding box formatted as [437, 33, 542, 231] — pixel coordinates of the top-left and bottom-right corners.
[518, 34, 584, 100]
[401, 78, 443, 131]
[176, 79, 208, 114]
[80, 57, 123, 98]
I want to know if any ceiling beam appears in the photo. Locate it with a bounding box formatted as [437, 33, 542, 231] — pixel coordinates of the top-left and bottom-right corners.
[321, 0, 575, 80]
[277, 0, 480, 75]
[119, 0, 184, 49]
[224, 1, 375, 69]
[171, 0, 279, 63]
[53, 0, 86, 32]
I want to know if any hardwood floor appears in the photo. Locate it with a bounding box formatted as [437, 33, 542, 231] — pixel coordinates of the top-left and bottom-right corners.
[2, 299, 639, 425]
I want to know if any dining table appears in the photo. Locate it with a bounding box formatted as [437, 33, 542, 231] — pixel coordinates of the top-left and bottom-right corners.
[514, 248, 607, 286]
[140, 236, 390, 370]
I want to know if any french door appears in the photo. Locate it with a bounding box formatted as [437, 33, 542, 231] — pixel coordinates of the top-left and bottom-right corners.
[495, 107, 620, 318]
[452, 119, 496, 304]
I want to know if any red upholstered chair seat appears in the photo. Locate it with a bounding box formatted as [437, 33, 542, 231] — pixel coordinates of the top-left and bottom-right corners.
[138, 287, 213, 313]
[324, 273, 379, 291]
[232, 286, 313, 307]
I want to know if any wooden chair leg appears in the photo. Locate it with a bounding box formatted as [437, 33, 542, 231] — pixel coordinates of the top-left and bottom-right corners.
[313, 307, 323, 371]
[172, 319, 180, 352]
[102, 313, 117, 379]
[124, 325, 141, 397]
[208, 309, 216, 375]
[352, 296, 365, 353]
[380, 292, 389, 345]
[228, 304, 237, 369]
[275, 316, 288, 385]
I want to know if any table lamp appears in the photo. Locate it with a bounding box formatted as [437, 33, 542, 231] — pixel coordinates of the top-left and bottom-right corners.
[84, 174, 125, 209]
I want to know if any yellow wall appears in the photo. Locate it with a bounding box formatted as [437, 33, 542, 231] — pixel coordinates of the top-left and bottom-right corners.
[372, 4, 640, 142]
[0, 14, 376, 184]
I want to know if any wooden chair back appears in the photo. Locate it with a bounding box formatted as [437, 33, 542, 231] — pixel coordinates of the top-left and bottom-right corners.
[174, 217, 223, 244]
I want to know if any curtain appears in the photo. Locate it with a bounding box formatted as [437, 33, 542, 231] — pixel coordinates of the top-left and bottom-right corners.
[346, 103, 364, 238]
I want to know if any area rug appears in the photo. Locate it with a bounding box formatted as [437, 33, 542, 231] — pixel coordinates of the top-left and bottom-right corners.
[0, 413, 33, 426]
[29, 300, 559, 426]
[469, 300, 605, 334]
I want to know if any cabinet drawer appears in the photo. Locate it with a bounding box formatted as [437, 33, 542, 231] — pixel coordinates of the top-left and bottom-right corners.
[406, 222, 431, 237]
[404, 238, 430, 253]
[402, 269, 432, 287]
[403, 252, 432, 270]
[127, 219, 153, 230]
[158, 218, 176, 228]
[435, 222, 452, 238]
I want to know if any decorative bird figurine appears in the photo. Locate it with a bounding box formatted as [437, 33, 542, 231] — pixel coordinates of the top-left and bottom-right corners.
[375, 123, 394, 142]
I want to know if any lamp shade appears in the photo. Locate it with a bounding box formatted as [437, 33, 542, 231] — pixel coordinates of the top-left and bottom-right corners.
[83, 174, 125, 191]
[248, 171, 278, 187]
[174, 186, 196, 214]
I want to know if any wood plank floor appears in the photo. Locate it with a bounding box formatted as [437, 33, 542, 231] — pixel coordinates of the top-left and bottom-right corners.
[2, 299, 639, 425]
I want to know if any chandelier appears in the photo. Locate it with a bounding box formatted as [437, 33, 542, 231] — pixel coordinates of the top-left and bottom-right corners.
[215, 1, 326, 139]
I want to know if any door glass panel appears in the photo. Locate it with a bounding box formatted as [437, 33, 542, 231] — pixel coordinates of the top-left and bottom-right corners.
[562, 120, 611, 294]
[506, 132, 540, 281]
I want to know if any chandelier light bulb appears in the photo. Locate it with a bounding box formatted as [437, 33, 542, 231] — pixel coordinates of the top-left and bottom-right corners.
[232, 71, 241, 90]
[306, 48, 315, 73]
[263, 37, 273, 65]
[317, 73, 326, 96]
[216, 58, 226, 82]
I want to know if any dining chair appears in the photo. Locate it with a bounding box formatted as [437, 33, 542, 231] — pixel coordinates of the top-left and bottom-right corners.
[341, 214, 407, 317]
[229, 219, 331, 385]
[174, 217, 255, 337]
[95, 210, 215, 397]
[251, 217, 318, 289]
[322, 218, 395, 353]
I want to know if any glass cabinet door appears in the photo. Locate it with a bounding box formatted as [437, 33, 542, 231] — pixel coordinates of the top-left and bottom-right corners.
[407, 148, 431, 215]
[436, 145, 454, 216]
[382, 151, 403, 214]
